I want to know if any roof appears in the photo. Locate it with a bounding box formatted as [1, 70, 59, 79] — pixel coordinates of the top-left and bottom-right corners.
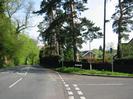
[128, 38, 133, 44]
[122, 38, 133, 45]
[81, 50, 95, 57]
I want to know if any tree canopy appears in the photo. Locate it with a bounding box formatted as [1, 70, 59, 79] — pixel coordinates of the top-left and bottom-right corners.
[112, 0, 133, 58]
[35, 0, 102, 61]
[0, 0, 39, 68]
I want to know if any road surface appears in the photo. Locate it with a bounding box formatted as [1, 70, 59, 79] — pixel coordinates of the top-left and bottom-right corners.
[0, 65, 133, 99]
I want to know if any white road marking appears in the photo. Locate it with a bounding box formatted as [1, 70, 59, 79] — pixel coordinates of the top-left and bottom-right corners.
[66, 87, 71, 91]
[68, 91, 73, 95]
[16, 67, 29, 76]
[80, 96, 86, 99]
[69, 96, 75, 99]
[24, 72, 28, 76]
[24, 67, 30, 76]
[77, 91, 83, 95]
[63, 81, 66, 84]
[16, 72, 24, 75]
[73, 84, 78, 87]
[78, 83, 124, 86]
[65, 84, 69, 87]
[57, 72, 75, 98]
[75, 87, 80, 91]
[57, 72, 64, 81]
[9, 78, 23, 88]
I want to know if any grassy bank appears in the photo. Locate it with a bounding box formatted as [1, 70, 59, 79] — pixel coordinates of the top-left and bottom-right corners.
[56, 67, 133, 77]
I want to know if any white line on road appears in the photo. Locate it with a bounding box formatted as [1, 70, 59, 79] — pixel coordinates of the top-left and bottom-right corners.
[63, 81, 66, 84]
[73, 84, 78, 87]
[68, 91, 73, 95]
[9, 78, 23, 88]
[69, 96, 75, 99]
[24, 67, 30, 76]
[73, 84, 86, 99]
[75, 87, 80, 91]
[80, 96, 86, 99]
[57, 72, 64, 81]
[24, 72, 28, 76]
[57, 72, 75, 99]
[65, 84, 69, 87]
[16, 67, 29, 76]
[66, 87, 71, 91]
[77, 91, 83, 95]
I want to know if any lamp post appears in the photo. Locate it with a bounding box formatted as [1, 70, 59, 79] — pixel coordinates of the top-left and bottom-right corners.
[103, 0, 107, 63]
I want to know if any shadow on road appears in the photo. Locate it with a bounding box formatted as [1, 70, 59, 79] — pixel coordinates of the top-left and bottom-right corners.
[0, 65, 53, 74]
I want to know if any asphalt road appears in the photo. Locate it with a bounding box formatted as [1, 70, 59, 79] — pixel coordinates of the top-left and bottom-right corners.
[0, 65, 133, 99]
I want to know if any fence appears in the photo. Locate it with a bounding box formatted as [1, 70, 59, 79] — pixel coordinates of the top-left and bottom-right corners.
[40, 57, 133, 73]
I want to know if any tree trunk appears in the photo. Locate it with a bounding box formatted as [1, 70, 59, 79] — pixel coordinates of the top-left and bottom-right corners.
[117, 0, 122, 58]
[70, 0, 77, 62]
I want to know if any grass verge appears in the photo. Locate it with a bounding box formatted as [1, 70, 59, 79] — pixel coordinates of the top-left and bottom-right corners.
[56, 67, 133, 77]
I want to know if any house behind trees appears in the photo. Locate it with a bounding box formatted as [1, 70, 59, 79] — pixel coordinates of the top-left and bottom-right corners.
[121, 38, 133, 58]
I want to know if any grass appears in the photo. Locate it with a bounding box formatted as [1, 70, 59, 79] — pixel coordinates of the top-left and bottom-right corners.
[56, 67, 133, 77]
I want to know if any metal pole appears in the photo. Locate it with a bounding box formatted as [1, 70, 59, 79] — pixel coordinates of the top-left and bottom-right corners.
[112, 55, 114, 72]
[89, 40, 92, 70]
[110, 47, 114, 73]
[103, 0, 107, 63]
[61, 47, 64, 68]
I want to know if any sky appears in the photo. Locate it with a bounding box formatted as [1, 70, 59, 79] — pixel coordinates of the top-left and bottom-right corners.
[26, 0, 133, 51]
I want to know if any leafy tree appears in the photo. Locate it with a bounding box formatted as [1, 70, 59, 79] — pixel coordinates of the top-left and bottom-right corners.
[64, 48, 73, 61]
[0, 4, 18, 67]
[112, 0, 133, 58]
[0, 0, 39, 67]
[0, 0, 5, 14]
[63, 0, 88, 61]
[14, 34, 39, 65]
[35, 0, 62, 56]
[81, 18, 102, 42]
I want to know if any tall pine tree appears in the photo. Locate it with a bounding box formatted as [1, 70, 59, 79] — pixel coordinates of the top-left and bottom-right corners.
[112, 0, 133, 58]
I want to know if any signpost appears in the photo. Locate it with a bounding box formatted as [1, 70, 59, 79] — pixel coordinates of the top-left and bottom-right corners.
[61, 47, 64, 68]
[89, 40, 92, 70]
[110, 48, 114, 72]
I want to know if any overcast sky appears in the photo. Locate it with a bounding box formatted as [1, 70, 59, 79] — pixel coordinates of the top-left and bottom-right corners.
[27, 0, 132, 51]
